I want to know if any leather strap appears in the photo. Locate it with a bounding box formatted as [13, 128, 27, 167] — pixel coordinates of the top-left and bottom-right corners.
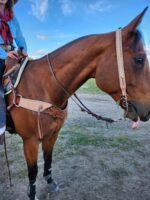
[116, 29, 127, 99]
[37, 105, 43, 140]
[18, 96, 53, 112]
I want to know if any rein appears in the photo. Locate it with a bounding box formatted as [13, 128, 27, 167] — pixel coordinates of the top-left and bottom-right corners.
[4, 135, 12, 187]
[47, 57, 114, 124]
[47, 28, 128, 124]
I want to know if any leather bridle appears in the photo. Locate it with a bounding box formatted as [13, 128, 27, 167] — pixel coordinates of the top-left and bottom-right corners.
[116, 28, 128, 113]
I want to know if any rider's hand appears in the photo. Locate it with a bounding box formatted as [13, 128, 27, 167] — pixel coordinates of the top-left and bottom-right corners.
[7, 50, 19, 60]
[22, 50, 28, 57]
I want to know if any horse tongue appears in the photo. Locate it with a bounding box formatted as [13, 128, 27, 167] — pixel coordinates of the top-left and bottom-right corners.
[132, 117, 140, 129]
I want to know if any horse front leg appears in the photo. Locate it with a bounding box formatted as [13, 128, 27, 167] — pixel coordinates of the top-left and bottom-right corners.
[42, 136, 59, 193]
[23, 137, 39, 200]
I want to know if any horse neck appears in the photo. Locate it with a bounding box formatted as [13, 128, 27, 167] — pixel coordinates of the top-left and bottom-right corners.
[49, 34, 112, 107]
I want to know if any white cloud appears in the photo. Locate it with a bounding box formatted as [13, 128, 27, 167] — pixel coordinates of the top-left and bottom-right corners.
[57, 41, 62, 45]
[147, 55, 150, 64]
[29, 0, 113, 19]
[146, 46, 150, 54]
[30, 49, 49, 59]
[143, 46, 150, 64]
[29, 0, 48, 21]
[37, 34, 49, 40]
[145, 46, 150, 64]
[53, 32, 78, 39]
[57, 0, 113, 16]
[59, 0, 75, 15]
[88, 0, 113, 13]
[48, 30, 79, 40]
[30, 54, 39, 59]
[36, 49, 48, 55]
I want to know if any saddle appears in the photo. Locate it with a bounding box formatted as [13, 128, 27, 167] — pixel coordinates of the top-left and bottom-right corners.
[4, 56, 29, 95]
[3, 51, 29, 134]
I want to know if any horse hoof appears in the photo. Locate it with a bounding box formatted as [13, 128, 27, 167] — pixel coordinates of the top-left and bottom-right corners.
[48, 180, 59, 193]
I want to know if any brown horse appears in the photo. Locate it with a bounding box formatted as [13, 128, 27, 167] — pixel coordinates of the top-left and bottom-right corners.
[4, 7, 150, 200]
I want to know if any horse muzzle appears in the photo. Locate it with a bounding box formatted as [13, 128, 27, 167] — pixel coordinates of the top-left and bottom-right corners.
[126, 101, 150, 122]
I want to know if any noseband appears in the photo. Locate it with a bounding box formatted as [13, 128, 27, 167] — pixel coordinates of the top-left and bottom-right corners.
[116, 28, 128, 112]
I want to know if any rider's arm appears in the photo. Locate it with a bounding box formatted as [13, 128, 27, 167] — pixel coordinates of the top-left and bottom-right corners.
[12, 16, 27, 53]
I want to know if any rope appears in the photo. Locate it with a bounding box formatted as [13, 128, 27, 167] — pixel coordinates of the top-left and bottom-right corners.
[73, 93, 114, 123]
[37, 106, 43, 140]
[4, 134, 12, 187]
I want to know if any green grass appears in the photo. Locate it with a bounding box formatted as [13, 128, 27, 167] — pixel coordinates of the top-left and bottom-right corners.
[16, 168, 27, 179]
[110, 167, 129, 179]
[110, 135, 140, 151]
[67, 131, 140, 151]
[53, 125, 142, 161]
[77, 79, 102, 93]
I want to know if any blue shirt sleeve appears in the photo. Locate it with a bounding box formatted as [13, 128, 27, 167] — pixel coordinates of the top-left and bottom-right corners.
[13, 16, 27, 53]
[0, 48, 7, 60]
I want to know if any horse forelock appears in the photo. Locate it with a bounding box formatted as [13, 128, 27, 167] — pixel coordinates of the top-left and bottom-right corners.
[130, 29, 145, 52]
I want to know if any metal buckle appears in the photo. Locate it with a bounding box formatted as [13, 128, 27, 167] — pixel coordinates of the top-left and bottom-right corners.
[14, 94, 22, 107]
[119, 95, 128, 118]
[0, 44, 12, 52]
[120, 95, 128, 109]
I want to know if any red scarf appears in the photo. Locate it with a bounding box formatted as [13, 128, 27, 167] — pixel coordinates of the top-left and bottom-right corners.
[0, 8, 13, 45]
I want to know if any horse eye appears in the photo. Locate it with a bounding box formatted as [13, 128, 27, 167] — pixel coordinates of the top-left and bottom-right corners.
[134, 57, 144, 66]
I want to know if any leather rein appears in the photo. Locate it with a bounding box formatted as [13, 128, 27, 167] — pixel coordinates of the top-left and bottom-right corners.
[47, 55, 115, 124]
[46, 28, 128, 124]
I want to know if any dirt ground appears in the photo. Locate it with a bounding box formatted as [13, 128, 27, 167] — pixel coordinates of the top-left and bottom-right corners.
[1, 93, 150, 200]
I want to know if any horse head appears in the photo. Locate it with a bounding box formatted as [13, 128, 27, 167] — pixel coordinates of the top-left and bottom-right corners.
[95, 7, 150, 122]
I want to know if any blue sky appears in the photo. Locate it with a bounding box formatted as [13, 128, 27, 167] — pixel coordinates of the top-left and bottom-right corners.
[14, 0, 150, 59]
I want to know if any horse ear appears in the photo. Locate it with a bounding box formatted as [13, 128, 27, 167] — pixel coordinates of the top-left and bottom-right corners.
[123, 7, 148, 35]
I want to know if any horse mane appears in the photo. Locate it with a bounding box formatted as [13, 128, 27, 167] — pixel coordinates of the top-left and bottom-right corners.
[51, 34, 96, 54]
